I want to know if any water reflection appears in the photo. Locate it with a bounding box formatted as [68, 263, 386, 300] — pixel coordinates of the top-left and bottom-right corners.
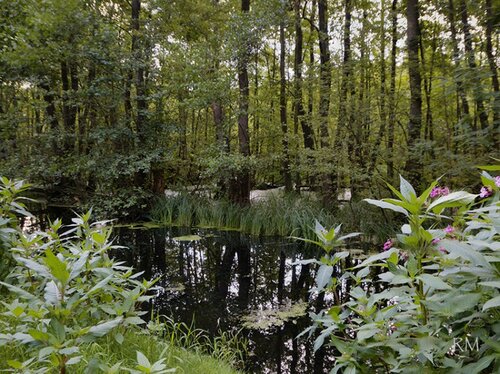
[115, 227, 357, 373]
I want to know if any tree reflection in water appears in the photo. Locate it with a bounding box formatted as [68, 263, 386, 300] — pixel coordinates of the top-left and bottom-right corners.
[115, 227, 364, 373]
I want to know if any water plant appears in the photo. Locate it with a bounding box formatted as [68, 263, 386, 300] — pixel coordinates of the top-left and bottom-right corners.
[150, 193, 337, 239]
[302, 169, 500, 373]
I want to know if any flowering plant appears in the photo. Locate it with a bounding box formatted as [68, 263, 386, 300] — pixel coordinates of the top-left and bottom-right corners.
[302, 168, 500, 373]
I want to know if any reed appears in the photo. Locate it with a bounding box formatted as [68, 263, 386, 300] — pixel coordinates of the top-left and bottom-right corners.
[150, 193, 338, 239]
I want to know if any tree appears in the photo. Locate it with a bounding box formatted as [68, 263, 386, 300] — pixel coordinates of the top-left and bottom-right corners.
[404, 0, 423, 187]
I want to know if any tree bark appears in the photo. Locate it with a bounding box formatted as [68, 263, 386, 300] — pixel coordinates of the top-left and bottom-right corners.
[132, 0, 147, 141]
[369, 0, 387, 176]
[387, 0, 398, 182]
[447, 0, 469, 153]
[318, 0, 333, 201]
[280, 16, 292, 192]
[404, 0, 423, 187]
[485, 0, 499, 147]
[233, 0, 251, 204]
[459, 0, 488, 132]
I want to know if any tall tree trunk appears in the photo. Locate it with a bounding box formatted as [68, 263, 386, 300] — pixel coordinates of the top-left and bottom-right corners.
[318, 0, 332, 201]
[459, 0, 488, 132]
[294, 0, 314, 187]
[132, 0, 146, 141]
[40, 79, 59, 153]
[369, 0, 387, 176]
[233, 0, 251, 204]
[60, 61, 73, 151]
[387, 0, 398, 182]
[485, 0, 499, 147]
[419, 24, 436, 152]
[307, 0, 316, 148]
[447, 0, 469, 153]
[404, 0, 423, 187]
[280, 16, 292, 192]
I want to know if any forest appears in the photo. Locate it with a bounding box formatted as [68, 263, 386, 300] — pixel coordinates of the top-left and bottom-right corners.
[0, 0, 499, 373]
[0, 0, 498, 216]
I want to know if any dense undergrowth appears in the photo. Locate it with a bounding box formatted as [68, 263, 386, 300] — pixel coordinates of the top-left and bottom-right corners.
[302, 168, 500, 373]
[0, 177, 243, 374]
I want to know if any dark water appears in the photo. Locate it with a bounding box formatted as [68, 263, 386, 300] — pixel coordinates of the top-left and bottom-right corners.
[114, 227, 363, 374]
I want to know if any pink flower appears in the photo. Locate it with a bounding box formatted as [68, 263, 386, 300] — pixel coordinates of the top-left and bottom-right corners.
[383, 239, 393, 251]
[432, 238, 441, 245]
[444, 225, 454, 234]
[430, 186, 450, 198]
[479, 186, 492, 198]
[399, 251, 409, 262]
[430, 187, 441, 198]
[495, 176, 500, 188]
[439, 247, 448, 254]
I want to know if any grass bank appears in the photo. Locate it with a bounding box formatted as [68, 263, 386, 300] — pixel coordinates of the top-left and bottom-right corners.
[0, 330, 241, 374]
[149, 193, 337, 238]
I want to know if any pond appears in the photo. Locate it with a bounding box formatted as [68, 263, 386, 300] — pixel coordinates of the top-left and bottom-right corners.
[114, 226, 366, 374]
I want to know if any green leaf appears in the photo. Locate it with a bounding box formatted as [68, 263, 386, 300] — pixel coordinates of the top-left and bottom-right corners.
[44, 249, 70, 284]
[417, 274, 452, 290]
[115, 332, 124, 345]
[364, 199, 409, 216]
[427, 191, 477, 214]
[356, 323, 379, 341]
[440, 240, 491, 268]
[44, 280, 61, 305]
[7, 360, 23, 369]
[479, 281, 500, 289]
[483, 296, 500, 311]
[13, 256, 50, 278]
[136, 351, 151, 369]
[477, 165, 500, 171]
[356, 248, 397, 268]
[0, 281, 36, 300]
[88, 317, 123, 337]
[399, 175, 417, 201]
[66, 356, 82, 366]
[315, 264, 333, 290]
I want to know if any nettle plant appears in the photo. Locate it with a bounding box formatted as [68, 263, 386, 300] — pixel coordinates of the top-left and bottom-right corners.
[0, 178, 172, 373]
[304, 169, 500, 373]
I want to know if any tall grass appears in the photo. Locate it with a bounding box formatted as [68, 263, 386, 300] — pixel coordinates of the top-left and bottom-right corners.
[0, 330, 241, 374]
[150, 193, 337, 239]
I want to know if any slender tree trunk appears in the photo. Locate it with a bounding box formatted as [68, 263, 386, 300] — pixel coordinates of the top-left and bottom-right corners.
[404, 0, 423, 187]
[307, 0, 316, 148]
[233, 0, 251, 204]
[294, 0, 314, 187]
[318, 0, 332, 201]
[387, 0, 398, 182]
[280, 17, 292, 192]
[485, 0, 499, 147]
[419, 24, 436, 152]
[369, 0, 387, 176]
[40, 80, 59, 152]
[447, 0, 469, 153]
[60, 60, 74, 151]
[132, 0, 146, 141]
[459, 0, 488, 132]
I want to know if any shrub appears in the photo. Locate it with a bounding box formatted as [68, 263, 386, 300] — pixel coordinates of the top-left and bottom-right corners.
[0, 177, 167, 373]
[302, 169, 500, 373]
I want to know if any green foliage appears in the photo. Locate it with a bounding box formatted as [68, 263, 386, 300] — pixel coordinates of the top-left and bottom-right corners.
[303, 171, 500, 373]
[0, 177, 32, 282]
[0, 176, 241, 373]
